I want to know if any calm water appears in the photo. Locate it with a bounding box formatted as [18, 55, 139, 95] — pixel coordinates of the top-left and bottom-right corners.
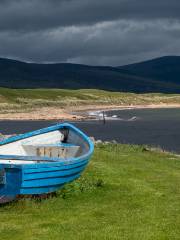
[1, 108, 180, 153]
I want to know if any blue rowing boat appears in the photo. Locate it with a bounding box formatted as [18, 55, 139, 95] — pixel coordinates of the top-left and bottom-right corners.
[0, 123, 94, 203]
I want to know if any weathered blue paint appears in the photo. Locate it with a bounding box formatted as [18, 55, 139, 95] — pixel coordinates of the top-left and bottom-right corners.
[0, 123, 94, 203]
[0, 166, 21, 202]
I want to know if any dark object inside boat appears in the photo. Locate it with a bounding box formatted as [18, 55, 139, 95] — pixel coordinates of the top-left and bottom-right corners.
[61, 127, 69, 143]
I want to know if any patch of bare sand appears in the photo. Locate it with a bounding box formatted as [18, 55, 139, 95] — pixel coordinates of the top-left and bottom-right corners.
[0, 107, 83, 120]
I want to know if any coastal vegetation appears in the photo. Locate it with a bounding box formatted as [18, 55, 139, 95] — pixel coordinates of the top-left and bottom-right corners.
[0, 143, 180, 239]
[0, 88, 180, 113]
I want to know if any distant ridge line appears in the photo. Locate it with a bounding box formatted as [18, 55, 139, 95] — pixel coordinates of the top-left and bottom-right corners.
[0, 56, 180, 93]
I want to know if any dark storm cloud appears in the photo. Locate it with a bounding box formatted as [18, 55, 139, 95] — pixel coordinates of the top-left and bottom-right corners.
[0, 0, 180, 31]
[0, 0, 180, 65]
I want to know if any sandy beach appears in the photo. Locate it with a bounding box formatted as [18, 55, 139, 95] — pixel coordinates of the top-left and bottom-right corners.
[0, 103, 180, 120]
[0, 107, 82, 121]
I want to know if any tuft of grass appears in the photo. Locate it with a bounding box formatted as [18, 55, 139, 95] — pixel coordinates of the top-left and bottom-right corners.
[0, 143, 180, 239]
[58, 177, 104, 199]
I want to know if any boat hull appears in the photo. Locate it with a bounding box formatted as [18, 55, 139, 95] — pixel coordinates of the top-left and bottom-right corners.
[20, 158, 89, 195]
[0, 123, 94, 203]
[0, 158, 90, 203]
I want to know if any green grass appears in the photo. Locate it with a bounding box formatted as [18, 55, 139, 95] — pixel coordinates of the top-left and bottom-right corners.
[0, 88, 180, 113]
[0, 87, 179, 104]
[0, 144, 180, 239]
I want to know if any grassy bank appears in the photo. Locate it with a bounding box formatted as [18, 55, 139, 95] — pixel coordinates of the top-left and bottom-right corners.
[0, 88, 180, 113]
[0, 144, 180, 239]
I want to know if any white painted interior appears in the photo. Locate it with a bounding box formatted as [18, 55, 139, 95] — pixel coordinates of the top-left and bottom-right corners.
[0, 130, 84, 164]
[0, 131, 64, 156]
[0, 159, 36, 164]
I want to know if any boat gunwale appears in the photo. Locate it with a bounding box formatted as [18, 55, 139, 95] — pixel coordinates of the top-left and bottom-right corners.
[0, 123, 94, 168]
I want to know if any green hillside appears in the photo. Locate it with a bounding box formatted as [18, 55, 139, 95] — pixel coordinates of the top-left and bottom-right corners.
[0, 88, 180, 113]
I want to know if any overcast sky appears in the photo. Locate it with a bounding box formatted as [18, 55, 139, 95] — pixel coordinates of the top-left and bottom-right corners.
[0, 0, 180, 65]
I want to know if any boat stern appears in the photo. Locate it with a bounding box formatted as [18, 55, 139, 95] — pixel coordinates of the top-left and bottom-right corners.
[0, 165, 22, 203]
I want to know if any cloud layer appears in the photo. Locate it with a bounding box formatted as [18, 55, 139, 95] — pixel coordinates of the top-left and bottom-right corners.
[0, 0, 180, 65]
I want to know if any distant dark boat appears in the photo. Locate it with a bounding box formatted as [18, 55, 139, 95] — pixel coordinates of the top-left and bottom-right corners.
[0, 123, 94, 203]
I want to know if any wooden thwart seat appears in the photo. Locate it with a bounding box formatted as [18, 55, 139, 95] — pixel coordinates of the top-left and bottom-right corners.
[22, 143, 80, 159]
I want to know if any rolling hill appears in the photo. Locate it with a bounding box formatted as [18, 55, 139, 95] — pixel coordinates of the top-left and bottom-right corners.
[119, 56, 180, 85]
[0, 56, 180, 93]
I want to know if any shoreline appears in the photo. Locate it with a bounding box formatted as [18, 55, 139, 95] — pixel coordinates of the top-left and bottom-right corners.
[0, 103, 180, 120]
[76, 103, 180, 112]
